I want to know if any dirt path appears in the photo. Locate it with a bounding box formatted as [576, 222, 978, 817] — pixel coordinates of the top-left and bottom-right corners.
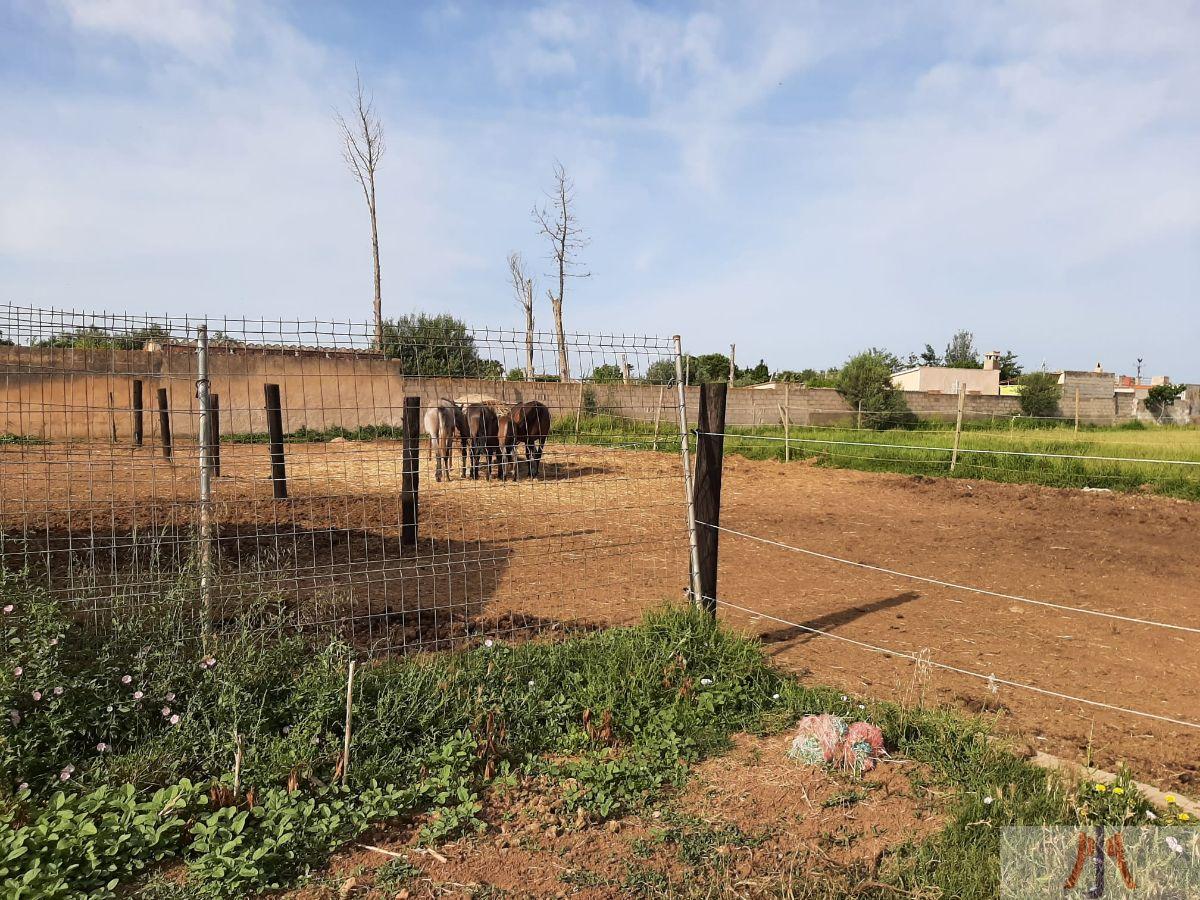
[714, 455, 1200, 793]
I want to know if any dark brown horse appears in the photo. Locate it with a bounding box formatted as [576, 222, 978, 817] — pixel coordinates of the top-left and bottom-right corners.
[465, 403, 499, 480]
[498, 400, 551, 480]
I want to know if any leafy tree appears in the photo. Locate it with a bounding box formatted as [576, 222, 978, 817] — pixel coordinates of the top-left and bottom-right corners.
[1145, 382, 1186, 419]
[645, 359, 676, 385]
[1017, 372, 1061, 419]
[735, 359, 770, 386]
[997, 350, 1022, 381]
[590, 363, 623, 383]
[774, 368, 839, 387]
[680, 353, 732, 384]
[0, 331, 13, 347]
[836, 349, 912, 428]
[380, 313, 494, 377]
[943, 330, 981, 368]
[919, 343, 941, 366]
[506, 367, 527, 381]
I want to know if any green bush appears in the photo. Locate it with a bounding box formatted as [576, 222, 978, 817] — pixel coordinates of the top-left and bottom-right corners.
[836, 349, 912, 428]
[1017, 372, 1062, 419]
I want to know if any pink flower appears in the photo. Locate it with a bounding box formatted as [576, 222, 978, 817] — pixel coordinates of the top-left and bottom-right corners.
[48, 638, 58, 647]
[96, 742, 108, 752]
[121, 675, 132, 685]
[161, 707, 171, 716]
[132, 691, 144, 700]
[2, 604, 13, 614]
[165, 692, 175, 702]
[12, 667, 21, 678]
[31, 691, 41, 702]
[17, 782, 28, 792]
[169, 714, 181, 726]
[59, 770, 71, 781]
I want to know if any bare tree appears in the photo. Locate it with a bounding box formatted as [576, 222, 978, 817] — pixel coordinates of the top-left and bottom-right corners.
[336, 71, 386, 350]
[533, 162, 588, 381]
[507, 252, 536, 379]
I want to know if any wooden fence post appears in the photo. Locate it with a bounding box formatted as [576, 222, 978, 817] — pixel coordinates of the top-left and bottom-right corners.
[156, 388, 172, 460]
[264, 383, 287, 499]
[950, 383, 965, 471]
[783, 382, 791, 462]
[693, 382, 728, 619]
[132, 380, 144, 446]
[573, 380, 585, 442]
[652, 383, 665, 451]
[210, 394, 221, 477]
[401, 396, 420, 546]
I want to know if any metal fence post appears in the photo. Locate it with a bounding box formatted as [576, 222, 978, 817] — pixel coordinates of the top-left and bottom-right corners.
[673, 337, 702, 608]
[783, 382, 791, 462]
[195, 325, 214, 635]
[951, 383, 965, 471]
[693, 383, 727, 618]
[652, 383, 665, 451]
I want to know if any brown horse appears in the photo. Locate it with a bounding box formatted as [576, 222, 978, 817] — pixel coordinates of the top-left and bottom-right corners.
[498, 400, 551, 480]
[465, 403, 499, 480]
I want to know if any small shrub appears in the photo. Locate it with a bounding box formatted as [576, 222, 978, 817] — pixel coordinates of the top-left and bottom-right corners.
[836, 350, 912, 429]
[1017, 372, 1062, 420]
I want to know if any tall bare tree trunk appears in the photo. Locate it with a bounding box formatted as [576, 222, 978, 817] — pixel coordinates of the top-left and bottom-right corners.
[524, 278, 535, 379]
[552, 295, 569, 382]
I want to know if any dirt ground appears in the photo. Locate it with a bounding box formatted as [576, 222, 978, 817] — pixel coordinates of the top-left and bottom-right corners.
[281, 732, 940, 899]
[2, 439, 1198, 792]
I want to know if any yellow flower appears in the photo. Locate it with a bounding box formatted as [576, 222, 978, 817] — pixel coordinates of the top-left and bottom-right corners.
[1112, 787, 1124, 795]
[1094, 784, 1107, 793]
[1181, 813, 1192, 822]
[1166, 794, 1177, 804]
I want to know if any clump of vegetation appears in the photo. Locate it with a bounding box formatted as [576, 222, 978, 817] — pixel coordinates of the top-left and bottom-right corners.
[1017, 371, 1063, 419]
[836, 349, 913, 428]
[1, 570, 1191, 898]
[379, 313, 502, 378]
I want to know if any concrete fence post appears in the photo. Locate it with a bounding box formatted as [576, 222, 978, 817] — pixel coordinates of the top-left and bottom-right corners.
[950, 383, 965, 472]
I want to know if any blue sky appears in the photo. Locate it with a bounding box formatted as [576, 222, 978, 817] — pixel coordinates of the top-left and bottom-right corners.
[1, 1, 1197, 378]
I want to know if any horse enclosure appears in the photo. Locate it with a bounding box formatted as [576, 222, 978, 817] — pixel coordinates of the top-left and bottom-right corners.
[0, 306, 691, 655]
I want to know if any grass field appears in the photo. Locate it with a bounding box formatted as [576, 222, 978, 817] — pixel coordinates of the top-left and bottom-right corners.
[561, 415, 1200, 501]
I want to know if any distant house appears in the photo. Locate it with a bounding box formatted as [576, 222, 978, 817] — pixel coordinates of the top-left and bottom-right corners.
[890, 350, 1003, 396]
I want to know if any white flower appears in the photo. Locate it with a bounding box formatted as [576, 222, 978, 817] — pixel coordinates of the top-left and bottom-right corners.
[772, 693, 780, 700]
[528, 680, 535, 688]
[1146, 810, 1157, 820]
[169, 714, 181, 726]
[2, 604, 13, 614]
[840, 695, 848, 701]
[1165, 836, 1184, 855]
[857, 703, 866, 709]
[700, 678, 713, 686]
[165, 692, 175, 702]
[983, 797, 994, 806]
[96, 742, 108, 752]
[132, 691, 143, 701]
[48, 638, 58, 647]
[53, 687, 64, 696]
[8, 709, 19, 725]
[64, 764, 74, 773]
[121, 675, 132, 685]
[484, 639, 494, 648]
[105, 705, 113, 713]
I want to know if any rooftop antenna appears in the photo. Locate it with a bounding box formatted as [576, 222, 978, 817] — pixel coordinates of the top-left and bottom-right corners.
[1136, 358, 1144, 382]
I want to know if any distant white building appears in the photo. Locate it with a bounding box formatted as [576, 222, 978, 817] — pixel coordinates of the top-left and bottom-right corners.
[890, 350, 1003, 395]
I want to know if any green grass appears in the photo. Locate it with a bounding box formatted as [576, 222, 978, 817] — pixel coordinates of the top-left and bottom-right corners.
[1, 569, 1192, 898]
[221, 423, 405, 444]
[562, 413, 1200, 501]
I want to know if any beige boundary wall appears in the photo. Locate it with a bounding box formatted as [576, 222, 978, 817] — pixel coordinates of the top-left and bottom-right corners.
[0, 346, 1185, 440]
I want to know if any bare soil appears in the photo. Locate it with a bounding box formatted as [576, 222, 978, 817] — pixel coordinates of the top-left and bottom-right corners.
[280, 732, 940, 899]
[2, 440, 1197, 792]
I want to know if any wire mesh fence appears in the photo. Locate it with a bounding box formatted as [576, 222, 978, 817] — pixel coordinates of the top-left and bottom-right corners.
[0, 305, 692, 656]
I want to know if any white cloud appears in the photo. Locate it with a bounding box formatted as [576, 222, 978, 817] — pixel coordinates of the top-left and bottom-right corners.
[54, 0, 236, 60]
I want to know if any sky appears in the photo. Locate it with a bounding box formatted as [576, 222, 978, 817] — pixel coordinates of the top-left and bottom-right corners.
[1, 0, 1198, 379]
